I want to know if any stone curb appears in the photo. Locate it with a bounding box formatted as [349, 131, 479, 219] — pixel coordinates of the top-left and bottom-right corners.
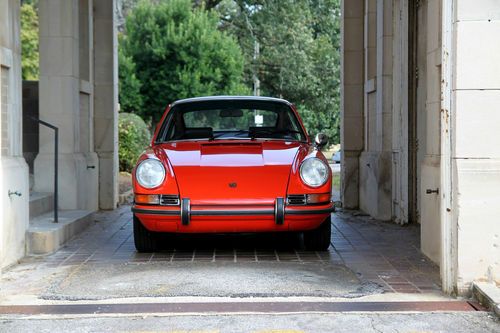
[472, 282, 500, 317]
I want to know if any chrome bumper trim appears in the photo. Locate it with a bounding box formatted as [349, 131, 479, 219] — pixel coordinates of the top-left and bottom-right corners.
[132, 206, 334, 216]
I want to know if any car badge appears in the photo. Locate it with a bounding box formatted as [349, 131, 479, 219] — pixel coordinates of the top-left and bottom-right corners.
[229, 182, 237, 188]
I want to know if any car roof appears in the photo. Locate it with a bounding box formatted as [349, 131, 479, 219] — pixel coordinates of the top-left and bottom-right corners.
[170, 95, 293, 107]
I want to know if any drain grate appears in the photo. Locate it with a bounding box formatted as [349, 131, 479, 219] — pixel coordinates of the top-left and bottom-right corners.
[0, 301, 482, 315]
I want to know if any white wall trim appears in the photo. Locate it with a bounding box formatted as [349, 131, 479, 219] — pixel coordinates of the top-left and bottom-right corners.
[440, 0, 457, 294]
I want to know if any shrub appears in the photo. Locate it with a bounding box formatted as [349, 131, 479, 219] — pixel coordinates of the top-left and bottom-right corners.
[118, 113, 150, 172]
[120, 0, 248, 123]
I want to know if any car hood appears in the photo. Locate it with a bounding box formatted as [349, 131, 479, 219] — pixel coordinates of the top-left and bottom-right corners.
[155, 140, 307, 204]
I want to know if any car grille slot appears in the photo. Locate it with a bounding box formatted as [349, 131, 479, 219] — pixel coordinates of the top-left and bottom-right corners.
[287, 194, 306, 205]
[160, 195, 180, 206]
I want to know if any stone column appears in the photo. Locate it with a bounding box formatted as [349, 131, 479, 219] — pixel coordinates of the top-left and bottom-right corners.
[357, 0, 393, 221]
[34, 0, 98, 211]
[93, 0, 118, 210]
[340, 0, 364, 209]
[375, 0, 393, 153]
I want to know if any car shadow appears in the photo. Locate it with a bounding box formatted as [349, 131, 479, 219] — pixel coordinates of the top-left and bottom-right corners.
[154, 232, 304, 252]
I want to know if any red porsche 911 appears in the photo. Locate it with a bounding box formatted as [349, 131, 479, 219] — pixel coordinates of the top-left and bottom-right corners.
[132, 96, 334, 252]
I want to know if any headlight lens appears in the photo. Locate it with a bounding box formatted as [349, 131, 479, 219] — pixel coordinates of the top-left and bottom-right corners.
[136, 159, 165, 189]
[300, 157, 329, 187]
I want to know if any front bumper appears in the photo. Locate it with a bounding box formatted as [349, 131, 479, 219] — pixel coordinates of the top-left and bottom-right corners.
[132, 201, 334, 233]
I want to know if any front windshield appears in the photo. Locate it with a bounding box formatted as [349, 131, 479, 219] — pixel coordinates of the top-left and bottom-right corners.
[157, 100, 307, 142]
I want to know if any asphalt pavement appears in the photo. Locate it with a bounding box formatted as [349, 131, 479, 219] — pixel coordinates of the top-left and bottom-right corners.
[1, 312, 498, 333]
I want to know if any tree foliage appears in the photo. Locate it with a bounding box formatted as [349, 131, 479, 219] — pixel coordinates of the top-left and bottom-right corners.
[21, 3, 39, 80]
[118, 41, 144, 114]
[120, 0, 248, 123]
[215, 0, 341, 143]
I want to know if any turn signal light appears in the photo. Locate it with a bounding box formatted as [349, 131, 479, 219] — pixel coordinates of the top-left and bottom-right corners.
[306, 193, 331, 204]
[134, 194, 160, 205]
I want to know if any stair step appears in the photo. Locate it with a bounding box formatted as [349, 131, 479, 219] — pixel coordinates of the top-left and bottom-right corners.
[29, 192, 54, 219]
[27, 210, 93, 255]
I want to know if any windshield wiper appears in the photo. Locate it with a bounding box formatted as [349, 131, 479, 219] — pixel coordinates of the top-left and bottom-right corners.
[250, 129, 303, 140]
[211, 130, 249, 140]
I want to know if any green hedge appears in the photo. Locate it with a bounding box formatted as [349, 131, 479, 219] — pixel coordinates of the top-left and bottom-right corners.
[118, 112, 150, 172]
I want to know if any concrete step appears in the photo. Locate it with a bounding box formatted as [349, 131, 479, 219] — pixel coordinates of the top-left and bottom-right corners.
[29, 192, 54, 220]
[27, 210, 93, 255]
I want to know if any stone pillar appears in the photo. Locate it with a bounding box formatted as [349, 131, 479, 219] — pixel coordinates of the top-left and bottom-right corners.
[391, 0, 410, 224]
[1, 0, 30, 269]
[357, 0, 393, 221]
[375, 0, 393, 153]
[340, 0, 364, 209]
[93, 0, 118, 210]
[451, 0, 500, 293]
[34, 0, 98, 211]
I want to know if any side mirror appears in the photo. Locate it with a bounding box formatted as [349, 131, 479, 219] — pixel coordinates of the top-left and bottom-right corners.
[314, 133, 328, 149]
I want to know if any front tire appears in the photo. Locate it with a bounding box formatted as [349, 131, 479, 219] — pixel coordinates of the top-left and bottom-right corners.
[133, 214, 159, 252]
[303, 216, 332, 251]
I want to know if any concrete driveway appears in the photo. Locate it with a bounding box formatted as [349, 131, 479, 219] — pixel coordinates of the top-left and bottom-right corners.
[0, 205, 442, 301]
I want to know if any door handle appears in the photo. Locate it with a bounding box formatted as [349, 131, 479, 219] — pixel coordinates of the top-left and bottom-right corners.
[426, 188, 439, 194]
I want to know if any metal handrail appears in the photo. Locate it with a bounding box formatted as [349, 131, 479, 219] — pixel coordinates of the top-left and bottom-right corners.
[31, 117, 58, 223]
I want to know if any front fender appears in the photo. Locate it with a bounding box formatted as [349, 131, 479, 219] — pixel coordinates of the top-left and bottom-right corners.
[132, 148, 180, 195]
[286, 145, 332, 195]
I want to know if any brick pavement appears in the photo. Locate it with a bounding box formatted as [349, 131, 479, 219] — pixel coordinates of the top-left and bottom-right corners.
[23, 205, 441, 294]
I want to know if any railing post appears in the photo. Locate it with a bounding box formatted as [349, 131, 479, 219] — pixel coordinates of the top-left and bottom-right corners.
[54, 126, 58, 223]
[31, 117, 59, 223]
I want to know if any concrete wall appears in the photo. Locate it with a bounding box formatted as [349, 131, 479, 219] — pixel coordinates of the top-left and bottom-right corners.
[0, 0, 30, 270]
[452, 0, 500, 293]
[341, 0, 500, 293]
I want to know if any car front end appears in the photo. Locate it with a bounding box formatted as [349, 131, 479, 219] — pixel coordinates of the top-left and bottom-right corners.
[131, 96, 334, 251]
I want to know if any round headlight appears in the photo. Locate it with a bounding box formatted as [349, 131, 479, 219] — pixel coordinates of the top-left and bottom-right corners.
[136, 159, 165, 189]
[300, 157, 329, 187]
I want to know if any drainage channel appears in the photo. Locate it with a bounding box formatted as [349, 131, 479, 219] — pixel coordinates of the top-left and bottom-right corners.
[0, 301, 484, 315]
